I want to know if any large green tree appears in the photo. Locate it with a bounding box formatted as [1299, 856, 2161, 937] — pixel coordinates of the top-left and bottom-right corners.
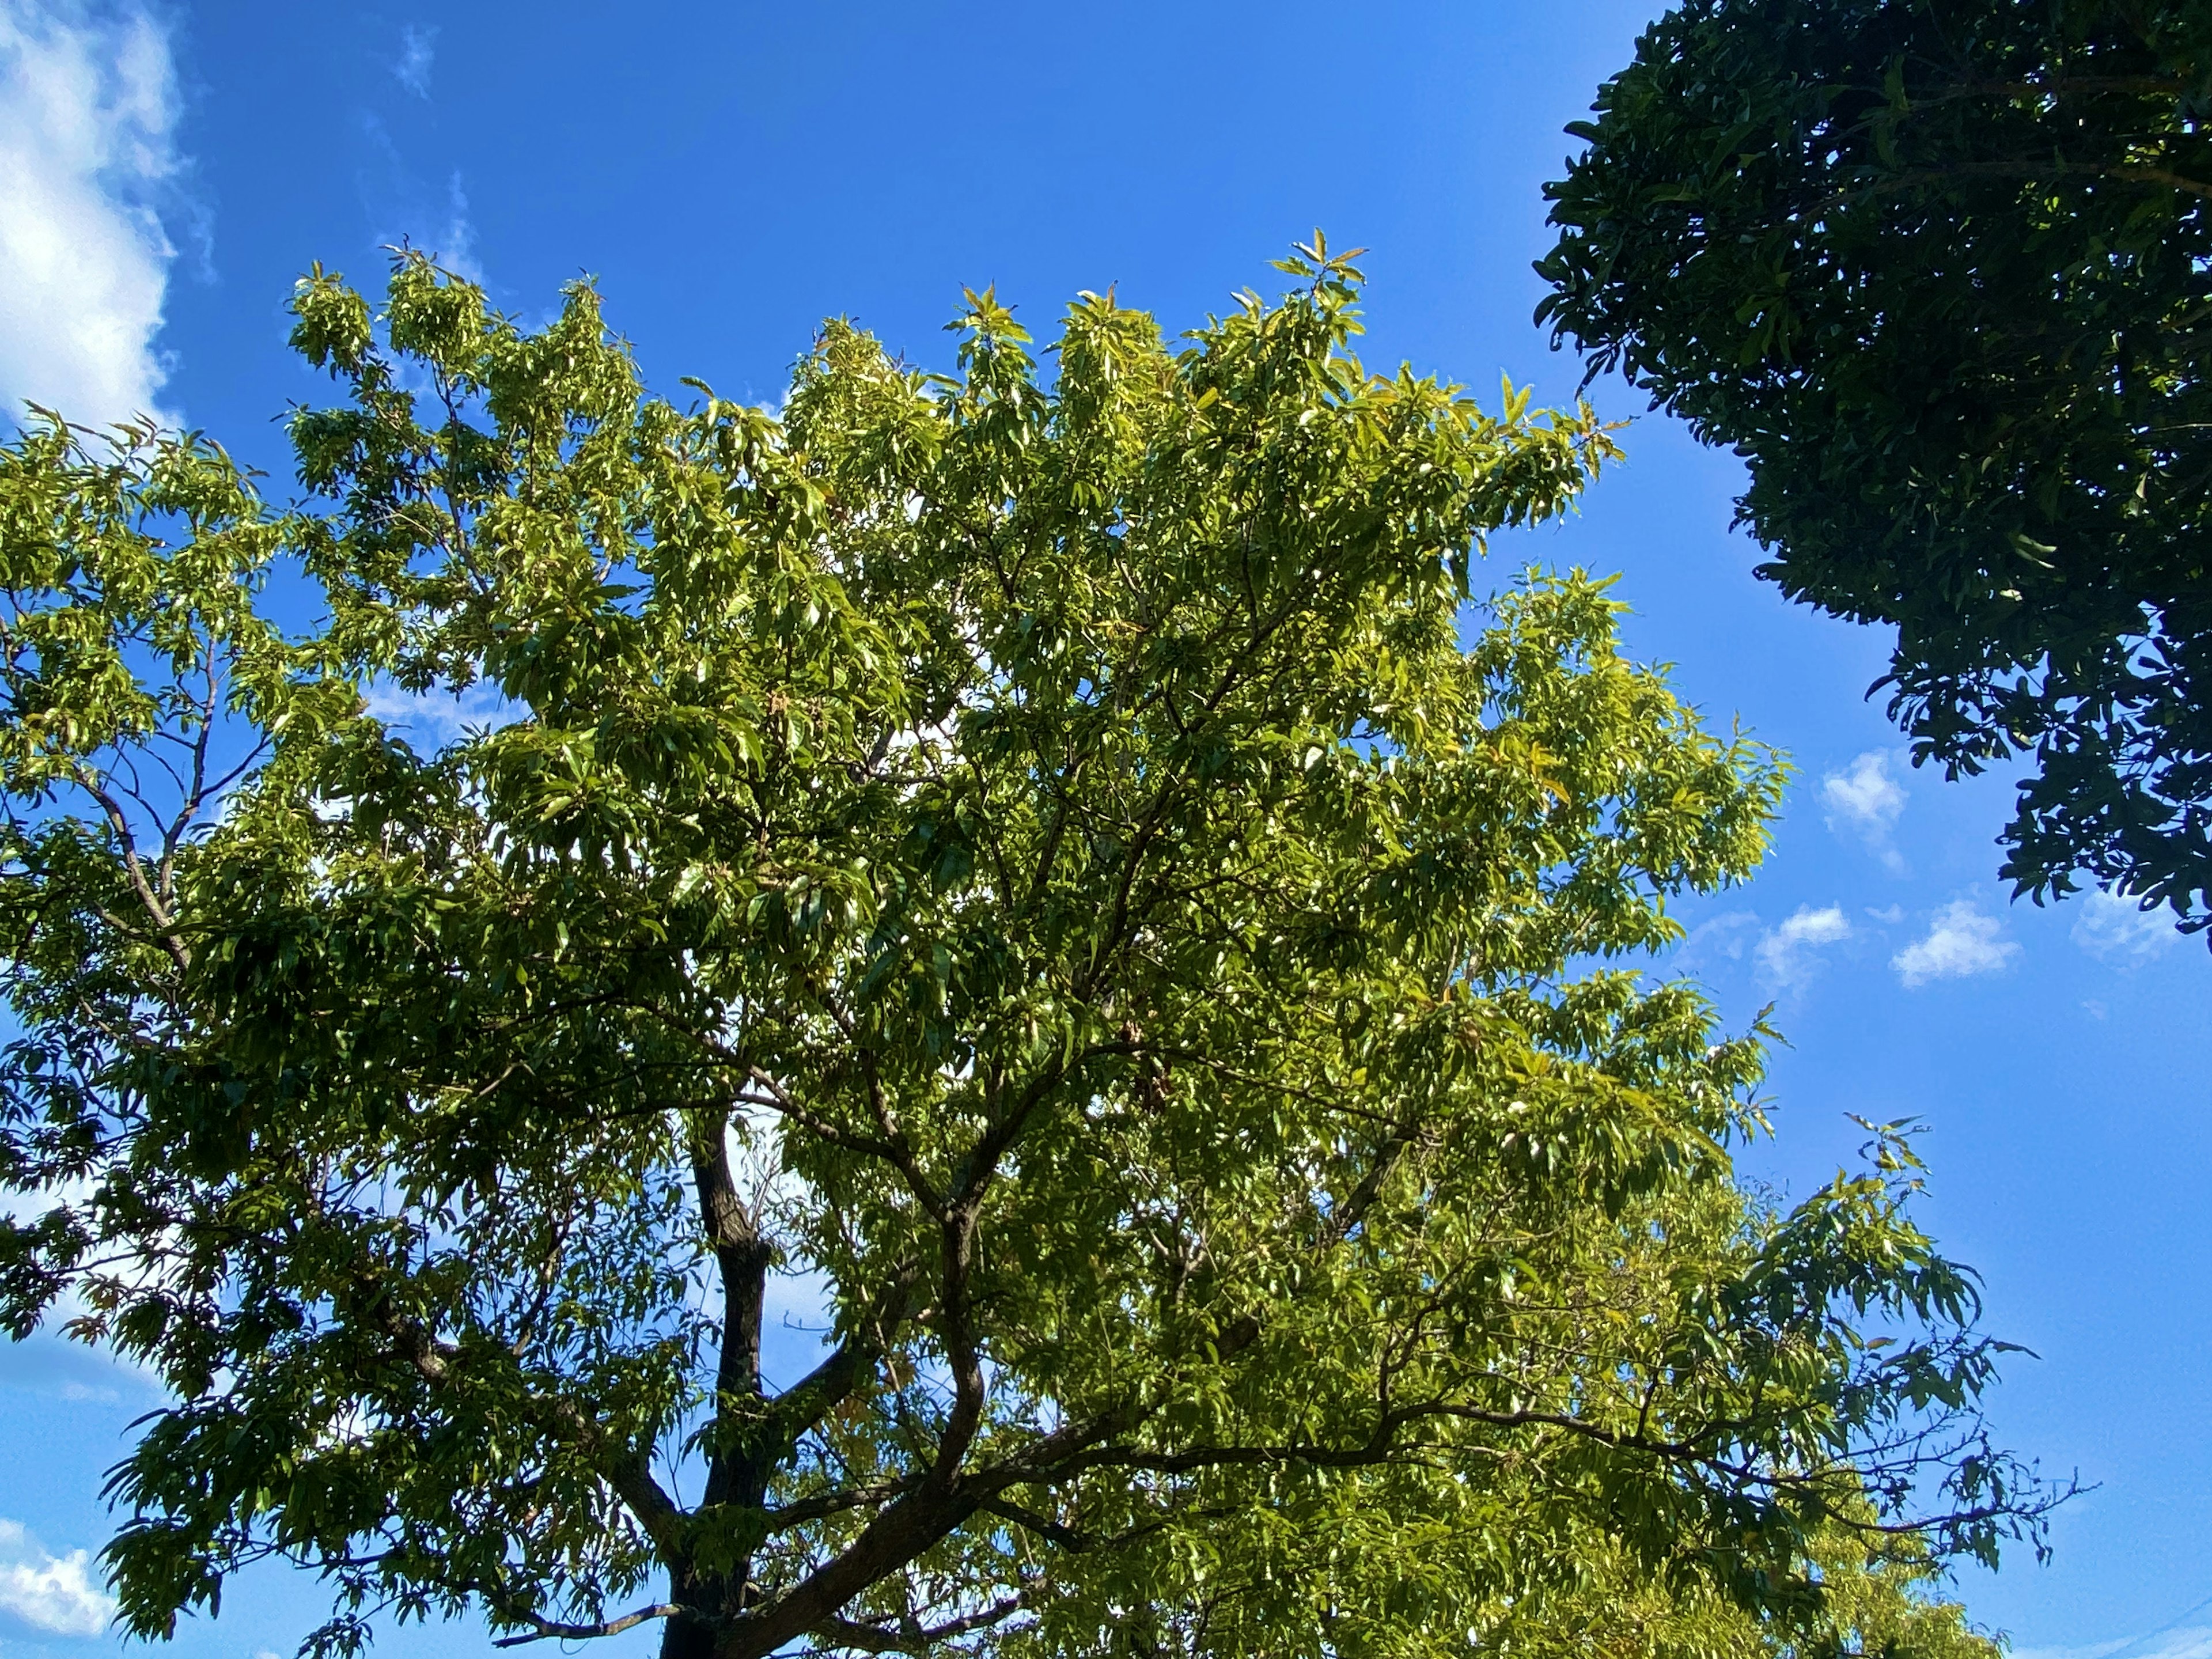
[1537, 0, 2212, 930]
[0, 245, 2043, 1659]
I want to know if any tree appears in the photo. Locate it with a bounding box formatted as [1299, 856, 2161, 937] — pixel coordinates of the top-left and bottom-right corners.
[0, 244, 2047, 1659]
[1536, 0, 2212, 931]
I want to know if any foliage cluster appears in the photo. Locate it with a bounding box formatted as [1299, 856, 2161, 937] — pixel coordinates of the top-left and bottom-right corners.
[1540, 0, 2212, 927]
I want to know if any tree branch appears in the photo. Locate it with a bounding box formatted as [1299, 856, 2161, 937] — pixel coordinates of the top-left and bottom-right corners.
[491, 1601, 680, 1647]
[690, 1103, 772, 1513]
[81, 778, 188, 972]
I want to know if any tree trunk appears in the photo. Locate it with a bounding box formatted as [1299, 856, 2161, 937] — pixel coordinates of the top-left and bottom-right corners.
[661, 1108, 774, 1659]
[658, 1569, 733, 1659]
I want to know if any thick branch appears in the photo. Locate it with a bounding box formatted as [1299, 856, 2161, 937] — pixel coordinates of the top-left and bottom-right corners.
[691, 1104, 772, 1511]
[927, 1203, 987, 1488]
[718, 1483, 980, 1659]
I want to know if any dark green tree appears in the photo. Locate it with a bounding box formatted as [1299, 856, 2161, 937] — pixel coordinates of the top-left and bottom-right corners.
[1538, 0, 2212, 930]
[0, 244, 2047, 1659]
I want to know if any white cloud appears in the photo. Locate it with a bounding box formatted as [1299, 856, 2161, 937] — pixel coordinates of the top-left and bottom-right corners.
[362, 679, 518, 746]
[1821, 750, 1909, 870]
[1754, 904, 1852, 988]
[0, 0, 181, 429]
[2073, 888, 2179, 965]
[0, 1518, 114, 1637]
[1673, 906, 1858, 991]
[1673, 910, 1762, 972]
[1822, 751, 1907, 833]
[395, 23, 435, 97]
[1892, 899, 2020, 988]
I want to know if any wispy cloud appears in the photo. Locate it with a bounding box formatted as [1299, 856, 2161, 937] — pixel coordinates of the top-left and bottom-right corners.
[362, 679, 518, 747]
[394, 23, 436, 98]
[1821, 750, 1908, 871]
[2073, 888, 2180, 966]
[360, 109, 480, 282]
[1892, 899, 2020, 988]
[1672, 906, 1855, 991]
[1672, 910, 1762, 974]
[2010, 1642, 2133, 1659]
[2014, 1627, 2212, 1659]
[0, 0, 183, 428]
[427, 170, 480, 281]
[0, 1518, 113, 1637]
[0, 1319, 161, 1403]
[1754, 904, 1852, 988]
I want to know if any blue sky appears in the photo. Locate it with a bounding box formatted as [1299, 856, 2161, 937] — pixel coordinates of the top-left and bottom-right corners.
[0, 2, 2207, 1657]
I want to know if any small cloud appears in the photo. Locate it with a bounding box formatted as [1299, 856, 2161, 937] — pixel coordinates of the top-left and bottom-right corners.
[1821, 751, 1908, 871]
[2082, 998, 2108, 1020]
[1892, 899, 2020, 988]
[394, 23, 435, 98]
[0, 1518, 114, 1637]
[431, 171, 479, 281]
[2072, 888, 2178, 965]
[1863, 903, 1903, 925]
[1673, 910, 1762, 972]
[1675, 907, 1858, 991]
[362, 679, 517, 746]
[1754, 904, 1852, 988]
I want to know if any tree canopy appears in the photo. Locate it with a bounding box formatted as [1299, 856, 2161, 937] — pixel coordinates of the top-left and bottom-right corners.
[0, 244, 2044, 1659]
[1537, 0, 2212, 931]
